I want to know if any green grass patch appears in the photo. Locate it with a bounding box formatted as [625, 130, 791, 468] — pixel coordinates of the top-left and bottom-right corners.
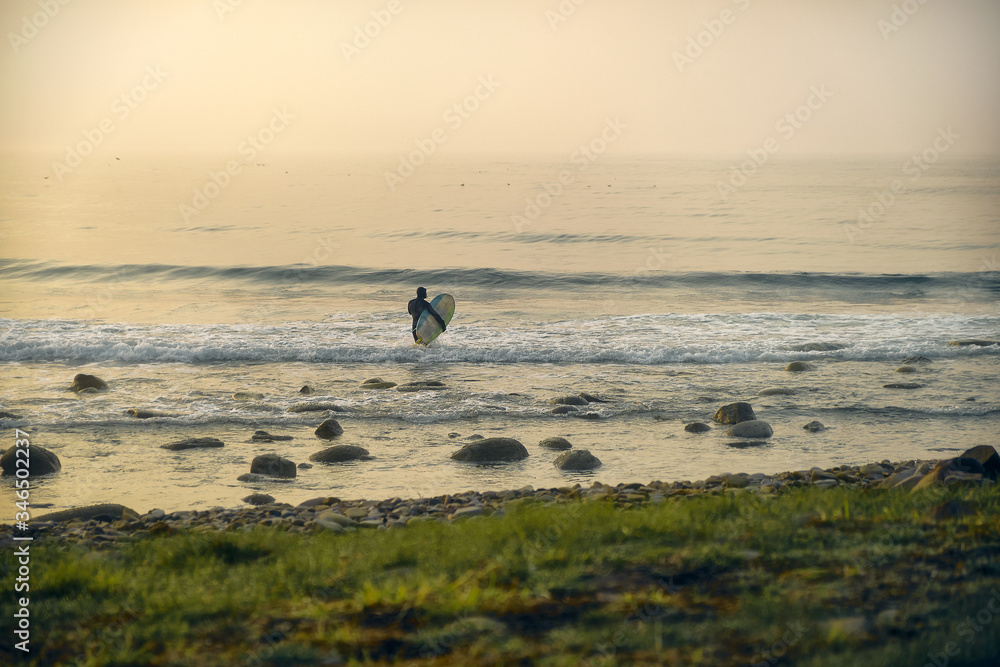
[3, 485, 999, 665]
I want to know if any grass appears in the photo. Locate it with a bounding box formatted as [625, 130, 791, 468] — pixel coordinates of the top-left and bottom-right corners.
[3, 485, 1000, 666]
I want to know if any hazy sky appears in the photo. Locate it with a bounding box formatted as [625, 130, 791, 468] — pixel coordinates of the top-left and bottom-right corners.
[2, 0, 999, 158]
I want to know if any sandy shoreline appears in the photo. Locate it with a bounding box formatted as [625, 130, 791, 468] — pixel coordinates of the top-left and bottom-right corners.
[6, 446, 996, 549]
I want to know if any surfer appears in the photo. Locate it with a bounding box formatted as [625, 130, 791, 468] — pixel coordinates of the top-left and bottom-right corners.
[408, 287, 447, 343]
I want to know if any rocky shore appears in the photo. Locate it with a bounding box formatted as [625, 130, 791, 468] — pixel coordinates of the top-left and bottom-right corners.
[6, 445, 996, 550]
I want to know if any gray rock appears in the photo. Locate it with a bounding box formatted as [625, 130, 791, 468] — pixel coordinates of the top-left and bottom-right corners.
[0, 444, 62, 476]
[242, 493, 275, 505]
[397, 381, 447, 392]
[894, 366, 917, 374]
[232, 392, 264, 400]
[69, 373, 108, 392]
[803, 421, 826, 432]
[578, 392, 609, 403]
[160, 437, 224, 451]
[250, 430, 293, 442]
[126, 409, 172, 419]
[299, 385, 314, 395]
[958, 445, 1000, 481]
[684, 422, 711, 433]
[784, 361, 813, 372]
[34, 503, 136, 523]
[713, 402, 756, 424]
[538, 437, 573, 450]
[553, 450, 602, 470]
[727, 420, 773, 439]
[451, 437, 529, 462]
[948, 339, 999, 347]
[883, 382, 922, 389]
[237, 473, 295, 483]
[549, 395, 588, 406]
[360, 379, 397, 389]
[901, 356, 932, 364]
[757, 387, 796, 396]
[550, 405, 578, 414]
[315, 419, 344, 439]
[0, 410, 21, 420]
[309, 444, 371, 463]
[250, 453, 297, 479]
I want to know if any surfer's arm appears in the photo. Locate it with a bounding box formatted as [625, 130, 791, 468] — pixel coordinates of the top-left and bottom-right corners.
[430, 307, 446, 331]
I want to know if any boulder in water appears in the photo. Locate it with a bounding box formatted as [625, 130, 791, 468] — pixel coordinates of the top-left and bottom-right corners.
[315, 419, 344, 439]
[309, 445, 371, 463]
[0, 444, 62, 476]
[127, 408, 172, 419]
[232, 392, 265, 401]
[784, 361, 813, 372]
[250, 453, 297, 479]
[894, 366, 917, 374]
[727, 420, 773, 439]
[361, 378, 397, 389]
[397, 381, 447, 392]
[684, 422, 711, 433]
[451, 438, 529, 462]
[250, 430, 293, 443]
[160, 437, 224, 451]
[757, 387, 796, 396]
[549, 395, 588, 406]
[803, 421, 826, 432]
[578, 392, 609, 403]
[553, 450, 602, 470]
[69, 373, 108, 392]
[550, 405, 578, 415]
[299, 385, 314, 395]
[948, 339, 999, 347]
[713, 402, 756, 424]
[538, 437, 573, 450]
[883, 382, 922, 389]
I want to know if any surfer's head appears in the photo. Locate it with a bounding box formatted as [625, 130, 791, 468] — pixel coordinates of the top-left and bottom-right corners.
[416, 287, 427, 299]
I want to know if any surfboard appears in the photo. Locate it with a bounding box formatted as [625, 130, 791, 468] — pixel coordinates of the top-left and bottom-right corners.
[414, 293, 455, 345]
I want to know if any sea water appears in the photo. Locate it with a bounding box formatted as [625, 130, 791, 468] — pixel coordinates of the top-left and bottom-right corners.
[1, 154, 998, 512]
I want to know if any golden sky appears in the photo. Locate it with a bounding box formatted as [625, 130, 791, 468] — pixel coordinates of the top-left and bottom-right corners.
[2, 0, 999, 157]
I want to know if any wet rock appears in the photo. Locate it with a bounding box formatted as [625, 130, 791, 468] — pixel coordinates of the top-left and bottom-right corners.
[684, 422, 711, 433]
[553, 450, 602, 470]
[451, 437, 529, 462]
[397, 381, 447, 392]
[160, 437, 224, 451]
[727, 420, 773, 439]
[242, 493, 275, 506]
[572, 412, 602, 420]
[34, 504, 136, 523]
[360, 378, 397, 389]
[0, 410, 21, 420]
[232, 392, 264, 401]
[287, 403, 345, 413]
[894, 366, 917, 374]
[309, 444, 371, 463]
[539, 437, 573, 450]
[784, 361, 813, 372]
[550, 405, 578, 415]
[578, 392, 609, 403]
[250, 430, 293, 443]
[713, 402, 756, 424]
[757, 387, 796, 396]
[315, 419, 344, 439]
[250, 453, 297, 479]
[299, 385, 314, 395]
[948, 339, 999, 347]
[959, 445, 1000, 481]
[803, 421, 826, 432]
[127, 409, 172, 419]
[237, 473, 295, 483]
[549, 395, 588, 406]
[912, 457, 988, 492]
[883, 382, 922, 389]
[0, 444, 62, 476]
[298, 462, 312, 469]
[725, 440, 768, 448]
[69, 373, 109, 392]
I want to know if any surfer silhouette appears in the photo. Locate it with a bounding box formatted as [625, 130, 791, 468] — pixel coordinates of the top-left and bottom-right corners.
[408, 287, 446, 343]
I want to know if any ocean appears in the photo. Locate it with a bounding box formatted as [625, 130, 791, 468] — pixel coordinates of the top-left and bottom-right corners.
[1, 153, 998, 513]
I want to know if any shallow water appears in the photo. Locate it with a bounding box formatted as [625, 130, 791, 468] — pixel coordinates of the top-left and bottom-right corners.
[1, 154, 998, 513]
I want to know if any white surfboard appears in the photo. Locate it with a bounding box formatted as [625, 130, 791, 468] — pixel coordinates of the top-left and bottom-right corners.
[414, 293, 455, 345]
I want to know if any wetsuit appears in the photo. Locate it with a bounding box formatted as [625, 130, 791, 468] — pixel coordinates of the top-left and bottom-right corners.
[408, 297, 446, 342]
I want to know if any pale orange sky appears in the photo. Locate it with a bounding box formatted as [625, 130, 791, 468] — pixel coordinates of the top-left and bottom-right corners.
[2, 0, 999, 158]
